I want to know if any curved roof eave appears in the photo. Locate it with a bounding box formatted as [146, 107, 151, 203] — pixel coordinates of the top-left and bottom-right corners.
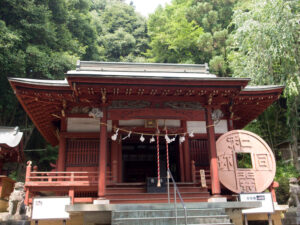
[8, 77, 69, 87]
[242, 85, 285, 92]
[0, 126, 23, 148]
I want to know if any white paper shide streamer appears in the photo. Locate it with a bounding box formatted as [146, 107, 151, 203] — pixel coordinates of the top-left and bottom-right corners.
[111, 128, 119, 141]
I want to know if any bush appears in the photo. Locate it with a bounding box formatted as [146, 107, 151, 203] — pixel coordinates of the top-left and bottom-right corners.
[275, 161, 299, 204]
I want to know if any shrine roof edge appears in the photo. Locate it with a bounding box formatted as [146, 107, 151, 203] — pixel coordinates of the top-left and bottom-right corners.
[8, 77, 69, 86]
[76, 60, 209, 74]
[243, 85, 284, 91]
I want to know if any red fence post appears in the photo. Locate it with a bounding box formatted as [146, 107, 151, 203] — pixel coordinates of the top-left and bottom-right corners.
[269, 181, 279, 202]
[69, 188, 75, 204]
[24, 161, 32, 206]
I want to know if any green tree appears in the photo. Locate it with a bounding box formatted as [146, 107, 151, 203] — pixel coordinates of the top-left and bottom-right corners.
[147, 0, 236, 73]
[186, 0, 236, 74]
[146, 0, 204, 63]
[93, 0, 149, 61]
[0, 0, 151, 172]
[229, 0, 300, 169]
[0, 0, 81, 164]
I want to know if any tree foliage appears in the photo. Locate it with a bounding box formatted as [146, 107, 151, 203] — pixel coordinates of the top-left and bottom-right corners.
[275, 161, 299, 204]
[93, 0, 148, 61]
[229, 0, 300, 169]
[146, 0, 203, 63]
[147, 0, 236, 75]
[0, 0, 149, 171]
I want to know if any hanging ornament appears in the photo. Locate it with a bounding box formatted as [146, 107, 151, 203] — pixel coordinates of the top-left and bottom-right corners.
[179, 135, 186, 143]
[140, 134, 145, 142]
[122, 131, 132, 140]
[165, 134, 171, 144]
[150, 135, 155, 143]
[189, 131, 194, 138]
[111, 128, 119, 141]
[170, 136, 176, 143]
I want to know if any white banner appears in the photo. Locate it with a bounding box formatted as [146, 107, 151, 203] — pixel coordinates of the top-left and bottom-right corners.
[240, 193, 274, 214]
[32, 197, 70, 220]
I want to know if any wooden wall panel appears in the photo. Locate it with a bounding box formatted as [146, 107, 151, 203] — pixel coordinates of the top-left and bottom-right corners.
[189, 139, 209, 167]
[66, 139, 99, 167]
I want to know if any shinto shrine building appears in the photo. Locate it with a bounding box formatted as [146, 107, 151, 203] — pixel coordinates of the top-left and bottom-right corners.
[8, 61, 283, 206]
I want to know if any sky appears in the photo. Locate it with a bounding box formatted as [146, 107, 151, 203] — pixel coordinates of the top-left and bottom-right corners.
[125, 0, 172, 17]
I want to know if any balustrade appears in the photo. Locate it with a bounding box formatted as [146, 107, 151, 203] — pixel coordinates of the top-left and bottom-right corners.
[27, 171, 99, 185]
[24, 161, 118, 205]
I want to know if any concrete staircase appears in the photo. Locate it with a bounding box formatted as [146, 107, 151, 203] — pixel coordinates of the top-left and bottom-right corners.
[111, 205, 233, 225]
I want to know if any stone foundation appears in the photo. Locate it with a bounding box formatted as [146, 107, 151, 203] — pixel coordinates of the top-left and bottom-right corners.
[282, 207, 300, 225]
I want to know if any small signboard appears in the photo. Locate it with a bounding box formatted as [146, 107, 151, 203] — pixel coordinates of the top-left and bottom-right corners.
[240, 193, 274, 214]
[32, 197, 70, 220]
[200, 169, 207, 188]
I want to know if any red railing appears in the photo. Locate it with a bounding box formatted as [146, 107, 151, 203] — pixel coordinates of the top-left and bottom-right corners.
[24, 161, 117, 205]
[27, 171, 98, 186]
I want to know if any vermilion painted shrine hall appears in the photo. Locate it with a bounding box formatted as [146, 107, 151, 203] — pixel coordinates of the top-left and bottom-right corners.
[9, 61, 283, 205]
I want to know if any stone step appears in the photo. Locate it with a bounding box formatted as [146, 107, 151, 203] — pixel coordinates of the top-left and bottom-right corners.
[112, 215, 231, 225]
[0, 222, 31, 225]
[106, 186, 208, 194]
[106, 192, 210, 199]
[112, 205, 233, 225]
[113, 208, 226, 218]
[109, 196, 209, 204]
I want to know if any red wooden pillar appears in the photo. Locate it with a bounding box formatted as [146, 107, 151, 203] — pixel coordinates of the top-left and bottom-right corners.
[98, 106, 107, 197]
[182, 121, 191, 182]
[206, 107, 221, 195]
[57, 135, 66, 171]
[57, 117, 67, 171]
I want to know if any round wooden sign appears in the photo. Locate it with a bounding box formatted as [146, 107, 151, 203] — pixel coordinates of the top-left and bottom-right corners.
[216, 130, 276, 193]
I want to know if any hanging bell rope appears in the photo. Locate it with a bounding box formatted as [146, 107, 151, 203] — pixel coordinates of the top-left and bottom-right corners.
[156, 123, 161, 187]
[165, 128, 170, 172]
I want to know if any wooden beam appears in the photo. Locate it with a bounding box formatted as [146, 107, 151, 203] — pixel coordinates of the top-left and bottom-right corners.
[109, 108, 205, 121]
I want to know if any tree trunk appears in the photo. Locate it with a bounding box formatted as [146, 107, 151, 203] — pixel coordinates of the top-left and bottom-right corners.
[291, 128, 299, 170]
[290, 96, 299, 170]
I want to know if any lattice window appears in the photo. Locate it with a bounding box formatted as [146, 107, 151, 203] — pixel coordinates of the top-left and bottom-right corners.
[66, 139, 99, 167]
[189, 139, 209, 167]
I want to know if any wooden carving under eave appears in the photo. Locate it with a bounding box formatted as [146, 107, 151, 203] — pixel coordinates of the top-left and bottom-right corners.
[101, 89, 106, 104]
[208, 94, 213, 105]
[145, 119, 157, 128]
[61, 99, 67, 117]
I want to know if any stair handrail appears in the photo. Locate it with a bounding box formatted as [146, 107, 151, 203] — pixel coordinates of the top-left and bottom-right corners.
[167, 168, 188, 225]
